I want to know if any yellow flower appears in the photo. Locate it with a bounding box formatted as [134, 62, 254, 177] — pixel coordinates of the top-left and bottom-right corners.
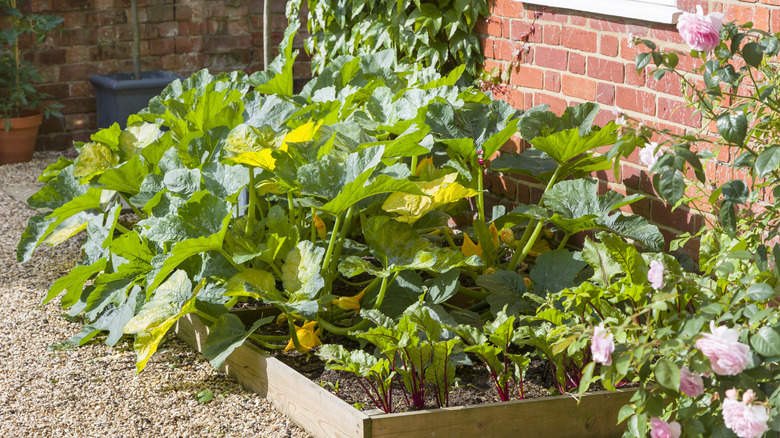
[332, 289, 366, 313]
[461, 233, 483, 258]
[313, 214, 327, 241]
[284, 321, 322, 353]
[488, 222, 500, 247]
[483, 267, 496, 275]
[500, 228, 515, 246]
[524, 277, 532, 287]
[414, 157, 435, 178]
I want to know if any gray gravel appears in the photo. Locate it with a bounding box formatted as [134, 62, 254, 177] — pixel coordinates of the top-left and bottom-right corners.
[0, 152, 310, 438]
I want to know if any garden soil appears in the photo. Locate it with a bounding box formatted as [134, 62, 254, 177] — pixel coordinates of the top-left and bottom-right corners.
[0, 152, 310, 438]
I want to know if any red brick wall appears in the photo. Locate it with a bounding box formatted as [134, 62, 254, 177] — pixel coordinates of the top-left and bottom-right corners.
[18, 0, 309, 150]
[479, 0, 780, 248]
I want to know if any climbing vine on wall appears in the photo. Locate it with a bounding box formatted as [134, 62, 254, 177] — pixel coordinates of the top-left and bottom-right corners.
[296, 0, 489, 76]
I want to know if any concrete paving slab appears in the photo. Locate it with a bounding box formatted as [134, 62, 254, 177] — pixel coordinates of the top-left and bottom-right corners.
[1, 183, 43, 205]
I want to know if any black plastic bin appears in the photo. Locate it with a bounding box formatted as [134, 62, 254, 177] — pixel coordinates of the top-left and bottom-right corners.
[89, 70, 183, 129]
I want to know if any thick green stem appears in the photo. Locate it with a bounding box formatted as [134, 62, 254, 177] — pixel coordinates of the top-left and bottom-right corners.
[115, 223, 132, 234]
[442, 228, 457, 250]
[268, 261, 282, 277]
[458, 285, 488, 299]
[245, 169, 257, 237]
[310, 207, 317, 242]
[194, 310, 217, 324]
[119, 193, 147, 220]
[317, 318, 369, 336]
[510, 168, 561, 270]
[411, 155, 418, 175]
[248, 334, 286, 350]
[516, 221, 545, 266]
[557, 234, 571, 250]
[338, 276, 375, 287]
[218, 249, 244, 272]
[252, 332, 290, 342]
[326, 206, 354, 286]
[317, 273, 395, 336]
[320, 212, 343, 278]
[515, 219, 537, 252]
[287, 192, 296, 227]
[477, 167, 485, 223]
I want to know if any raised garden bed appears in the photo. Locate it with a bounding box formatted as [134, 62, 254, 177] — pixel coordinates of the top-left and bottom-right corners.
[174, 314, 634, 438]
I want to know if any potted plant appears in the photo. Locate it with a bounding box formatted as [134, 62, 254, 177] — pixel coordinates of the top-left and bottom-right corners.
[0, 0, 63, 164]
[88, 0, 181, 129]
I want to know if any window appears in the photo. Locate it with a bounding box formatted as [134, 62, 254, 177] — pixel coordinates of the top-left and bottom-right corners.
[518, 0, 681, 24]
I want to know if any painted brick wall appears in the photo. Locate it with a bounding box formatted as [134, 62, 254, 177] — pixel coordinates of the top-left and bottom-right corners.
[478, 0, 780, 251]
[16, 0, 309, 151]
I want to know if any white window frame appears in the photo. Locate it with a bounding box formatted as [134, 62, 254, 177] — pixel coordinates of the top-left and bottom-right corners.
[518, 0, 682, 24]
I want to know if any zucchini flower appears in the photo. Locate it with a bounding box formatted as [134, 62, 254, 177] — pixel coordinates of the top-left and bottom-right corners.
[313, 214, 327, 241]
[332, 289, 366, 313]
[488, 222, 500, 247]
[461, 233, 483, 258]
[500, 228, 515, 246]
[284, 321, 322, 353]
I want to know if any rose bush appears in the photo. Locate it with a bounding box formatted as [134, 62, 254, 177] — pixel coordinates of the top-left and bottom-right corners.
[574, 10, 780, 438]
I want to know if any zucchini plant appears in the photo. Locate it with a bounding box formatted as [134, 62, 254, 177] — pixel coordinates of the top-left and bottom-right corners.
[18, 17, 666, 383]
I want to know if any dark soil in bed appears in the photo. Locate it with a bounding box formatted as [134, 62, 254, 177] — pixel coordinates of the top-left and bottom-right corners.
[269, 334, 577, 414]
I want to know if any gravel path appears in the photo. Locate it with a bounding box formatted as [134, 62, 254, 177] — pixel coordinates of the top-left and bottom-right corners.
[0, 152, 310, 438]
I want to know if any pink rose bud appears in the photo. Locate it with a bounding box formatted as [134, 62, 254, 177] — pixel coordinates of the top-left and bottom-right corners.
[679, 366, 704, 397]
[650, 417, 682, 438]
[695, 322, 751, 375]
[676, 5, 724, 52]
[743, 389, 756, 405]
[478, 158, 485, 165]
[591, 324, 615, 366]
[722, 391, 769, 438]
[647, 259, 665, 290]
[726, 388, 739, 401]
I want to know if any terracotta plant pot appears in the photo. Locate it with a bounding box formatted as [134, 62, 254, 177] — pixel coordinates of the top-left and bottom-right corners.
[0, 111, 43, 165]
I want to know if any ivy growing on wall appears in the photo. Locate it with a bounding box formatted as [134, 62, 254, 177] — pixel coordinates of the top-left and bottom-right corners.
[293, 0, 489, 76]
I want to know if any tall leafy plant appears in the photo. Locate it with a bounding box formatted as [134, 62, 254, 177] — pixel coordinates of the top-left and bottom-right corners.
[298, 0, 489, 76]
[0, 0, 63, 122]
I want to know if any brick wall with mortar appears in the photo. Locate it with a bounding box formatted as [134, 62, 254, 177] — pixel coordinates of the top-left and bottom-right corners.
[478, 0, 780, 253]
[16, 0, 309, 151]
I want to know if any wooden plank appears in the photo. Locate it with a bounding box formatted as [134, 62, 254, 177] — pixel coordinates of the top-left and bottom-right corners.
[174, 314, 369, 438]
[368, 389, 635, 438]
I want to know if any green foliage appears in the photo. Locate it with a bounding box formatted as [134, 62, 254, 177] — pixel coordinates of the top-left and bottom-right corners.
[602, 23, 780, 431]
[16, 18, 662, 417]
[0, 0, 63, 121]
[297, 0, 489, 76]
[626, 23, 780, 240]
[317, 344, 395, 413]
[454, 310, 529, 401]
[357, 304, 463, 409]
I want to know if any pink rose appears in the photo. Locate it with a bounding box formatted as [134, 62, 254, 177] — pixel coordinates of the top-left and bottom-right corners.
[722, 389, 770, 438]
[647, 260, 665, 290]
[695, 322, 751, 375]
[679, 366, 704, 397]
[650, 417, 681, 438]
[591, 324, 615, 366]
[639, 142, 661, 169]
[676, 5, 724, 52]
